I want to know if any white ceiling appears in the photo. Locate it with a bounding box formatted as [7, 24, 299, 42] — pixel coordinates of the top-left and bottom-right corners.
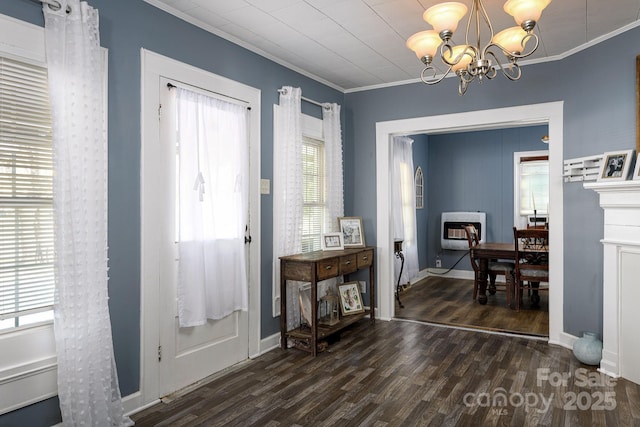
[144, 0, 640, 92]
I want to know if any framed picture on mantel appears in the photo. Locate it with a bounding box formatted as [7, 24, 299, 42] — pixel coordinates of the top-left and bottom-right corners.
[597, 150, 634, 182]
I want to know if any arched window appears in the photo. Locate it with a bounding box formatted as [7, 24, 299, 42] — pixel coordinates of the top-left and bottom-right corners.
[415, 166, 424, 209]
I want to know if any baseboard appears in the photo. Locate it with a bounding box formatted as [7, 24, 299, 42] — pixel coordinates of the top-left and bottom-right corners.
[426, 268, 474, 281]
[123, 391, 158, 418]
[258, 333, 280, 356]
[553, 331, 577, 350]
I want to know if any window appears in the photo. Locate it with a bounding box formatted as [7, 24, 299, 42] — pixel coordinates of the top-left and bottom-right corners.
[301, 135, 325, 253]
[0, 56, 54, 332]
[514, 151, 549, 227]
[415, 166, 424, 209]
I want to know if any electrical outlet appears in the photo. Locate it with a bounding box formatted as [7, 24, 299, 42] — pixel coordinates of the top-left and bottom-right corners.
[359, 281, 366, 293]
[436, 259, 442, 268]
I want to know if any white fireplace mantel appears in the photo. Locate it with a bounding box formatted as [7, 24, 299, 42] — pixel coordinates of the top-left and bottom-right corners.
[584, 180, 640, 384]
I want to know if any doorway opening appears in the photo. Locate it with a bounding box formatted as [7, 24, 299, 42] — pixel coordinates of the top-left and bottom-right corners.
[375, 102, 564, 344]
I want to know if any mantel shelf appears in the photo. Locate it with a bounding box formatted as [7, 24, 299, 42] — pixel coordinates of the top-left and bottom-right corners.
[584, 181, 640, 208]
[584, 180, 640, 191]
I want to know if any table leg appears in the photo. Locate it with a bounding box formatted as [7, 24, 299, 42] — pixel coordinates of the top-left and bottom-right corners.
[478, 258, 488, 305]
[530, 281, 540, 307]
[311, 277, 318, 357]
[280, 263, 287, 350]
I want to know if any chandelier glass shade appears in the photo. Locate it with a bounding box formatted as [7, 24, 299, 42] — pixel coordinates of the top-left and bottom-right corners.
[406, 0, 551, 95]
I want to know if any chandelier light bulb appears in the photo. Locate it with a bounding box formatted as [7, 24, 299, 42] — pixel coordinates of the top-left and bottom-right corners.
[423, 2, 468, 35]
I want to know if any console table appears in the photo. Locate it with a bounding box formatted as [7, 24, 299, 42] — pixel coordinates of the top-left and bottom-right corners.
[280, 247, 375, 356]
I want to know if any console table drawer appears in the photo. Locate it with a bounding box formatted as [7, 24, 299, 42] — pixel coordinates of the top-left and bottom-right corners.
[339, 254, 357, 275]
[357, 249, 374, 268]
[316, 258, 339, 280]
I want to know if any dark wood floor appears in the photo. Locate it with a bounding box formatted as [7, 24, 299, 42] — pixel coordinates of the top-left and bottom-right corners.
[396, 276, 549, 337]
[132, 319, 640, 426]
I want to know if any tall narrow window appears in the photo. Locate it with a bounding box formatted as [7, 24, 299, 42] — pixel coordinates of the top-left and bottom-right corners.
[415, 166, 424, 209]
[514, 152, 549, 228]
[301, 135, 325, 253]
[0, 56, 54, 331]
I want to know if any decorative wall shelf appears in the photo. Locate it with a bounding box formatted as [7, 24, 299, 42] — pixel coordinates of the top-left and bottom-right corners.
[563, 154, 603, 182]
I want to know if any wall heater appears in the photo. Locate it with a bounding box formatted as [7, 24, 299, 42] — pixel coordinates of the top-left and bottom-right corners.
[441, 211, 486, 250]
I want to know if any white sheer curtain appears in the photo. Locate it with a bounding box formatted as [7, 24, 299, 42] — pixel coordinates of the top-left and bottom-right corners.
[175, 87, 249, 327]
[273, 87, 303, 327]
[322, 103, 344, 233]
[273, 88, 344, 331]
[44, 1, 131, 425]
[392, 136, 419, 286]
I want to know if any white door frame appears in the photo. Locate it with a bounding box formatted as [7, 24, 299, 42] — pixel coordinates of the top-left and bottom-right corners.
[375, 102, 564, 346]
[138, 49, 261, 409]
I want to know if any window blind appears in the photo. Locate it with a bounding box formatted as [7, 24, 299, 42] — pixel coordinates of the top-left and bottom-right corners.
[0, 56, 54, 328]
[301, 136, 325, 253]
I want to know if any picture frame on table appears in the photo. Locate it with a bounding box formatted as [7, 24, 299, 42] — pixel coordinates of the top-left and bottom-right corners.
[338, 216, 365, 248]
[298, 284, 313, 327]
[597, 150, 635, 181]
[322, 232, 344, 251]
[633, 153, 640, 180]
[338, 282, 364, 316]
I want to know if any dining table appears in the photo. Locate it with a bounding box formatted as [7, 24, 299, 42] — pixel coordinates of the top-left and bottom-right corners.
[471, 238, 549, 306]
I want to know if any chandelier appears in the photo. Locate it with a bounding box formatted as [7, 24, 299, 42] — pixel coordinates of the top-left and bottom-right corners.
[406, 0, 551, 95]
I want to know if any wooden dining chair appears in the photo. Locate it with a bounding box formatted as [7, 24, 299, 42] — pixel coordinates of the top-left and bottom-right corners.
[513, 227, 549, 311]
[464, 225, 514, 306]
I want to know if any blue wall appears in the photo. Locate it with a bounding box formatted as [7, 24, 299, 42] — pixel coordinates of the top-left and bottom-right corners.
[424, 126, 547, 271]
[2, 0, 639, 424]
[410, 126, 547, 274]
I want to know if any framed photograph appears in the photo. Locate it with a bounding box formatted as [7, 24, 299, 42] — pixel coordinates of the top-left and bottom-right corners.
[338, 216, 365, 248]
[597, 150, 635, 181]
[298, 284, 313, 327]
[633, 153, 640, 180]
[322, 232, 344, 251]
[338, 282, 364, 316]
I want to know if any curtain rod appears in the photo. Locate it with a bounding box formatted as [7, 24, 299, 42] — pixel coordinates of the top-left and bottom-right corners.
[277, 88, 331, 111]
[34, 0, 72, 13]
[166, 82, 251, 110]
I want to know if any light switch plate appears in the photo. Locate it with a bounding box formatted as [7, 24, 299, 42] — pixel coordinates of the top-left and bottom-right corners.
[260, 179, 270, 195]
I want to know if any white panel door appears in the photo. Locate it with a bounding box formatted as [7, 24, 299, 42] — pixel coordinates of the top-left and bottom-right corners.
[157, 77, 249, 397]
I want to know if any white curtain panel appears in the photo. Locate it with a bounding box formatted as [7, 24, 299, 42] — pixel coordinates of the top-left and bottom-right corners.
[272, 87, 303, 326]
[43, 1, 131, 425]
[322, 103, 344, 233]
[392, 136, 419, 286]
[175, 87, 249, 327]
